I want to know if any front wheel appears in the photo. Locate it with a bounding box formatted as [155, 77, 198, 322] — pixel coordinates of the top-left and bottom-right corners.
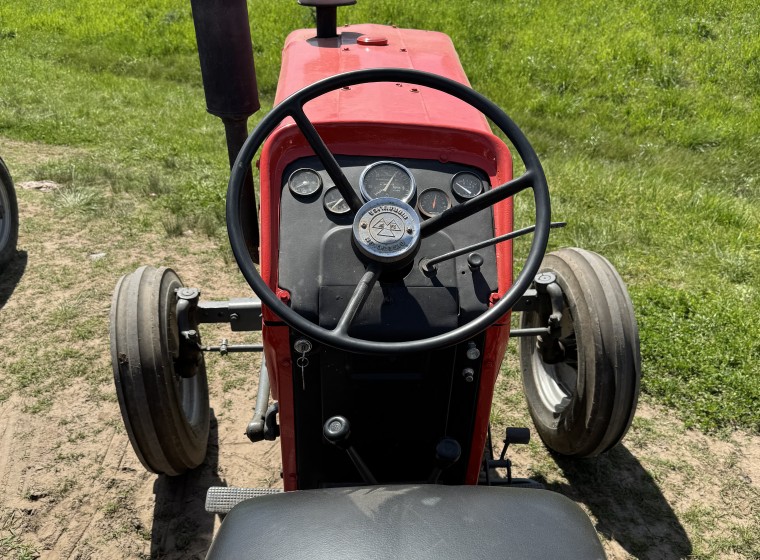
[110, 266, 210, 475]
[520, 248, 640, 457]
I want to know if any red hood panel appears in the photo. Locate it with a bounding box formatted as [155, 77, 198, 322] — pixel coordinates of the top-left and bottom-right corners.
[274, 24, 490, 134]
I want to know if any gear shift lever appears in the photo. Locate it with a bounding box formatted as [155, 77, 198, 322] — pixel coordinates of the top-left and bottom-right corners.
[428, 438, 461, 483]
[323, 416, 378, 485]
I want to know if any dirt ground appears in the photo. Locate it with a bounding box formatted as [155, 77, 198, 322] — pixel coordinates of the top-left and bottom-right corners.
[1, 346, 758, 560]
[0, 140, 758, 559]
[0, 375, 280, 559]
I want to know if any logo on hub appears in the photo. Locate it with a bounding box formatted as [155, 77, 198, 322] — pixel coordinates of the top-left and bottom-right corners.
[369, 214, 404, 243]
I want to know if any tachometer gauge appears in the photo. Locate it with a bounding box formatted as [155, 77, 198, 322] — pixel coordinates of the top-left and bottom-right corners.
[359, 161, 416, 203]
[417, 188, 451, 219]
[288, 168, 322, 197]
[451, 171, 483, 200]
[323, 187, 351, 215]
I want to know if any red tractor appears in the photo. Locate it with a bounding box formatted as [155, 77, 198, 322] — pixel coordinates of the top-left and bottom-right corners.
[110, 1, 640, 557]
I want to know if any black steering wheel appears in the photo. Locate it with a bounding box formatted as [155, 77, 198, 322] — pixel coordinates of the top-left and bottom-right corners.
[227, 68, 550, 354]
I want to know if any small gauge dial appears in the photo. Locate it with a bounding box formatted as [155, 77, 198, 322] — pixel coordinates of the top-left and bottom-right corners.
[288, 168, 322, 197]
[417, 188, 451, 219]
[451, 171, 484, 200]
[359, 161, 416, 203]
[323, 187, 351, 215]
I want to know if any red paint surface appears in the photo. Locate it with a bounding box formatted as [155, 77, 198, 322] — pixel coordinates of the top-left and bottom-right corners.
[259, 24, 515, 489]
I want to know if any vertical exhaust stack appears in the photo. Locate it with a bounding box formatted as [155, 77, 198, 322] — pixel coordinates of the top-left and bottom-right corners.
[298, 0, 357, 39]
[190, 0, 260, 263]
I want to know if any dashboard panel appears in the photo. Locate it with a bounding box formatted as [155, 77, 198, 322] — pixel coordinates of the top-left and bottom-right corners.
[277, 155, 499, 339]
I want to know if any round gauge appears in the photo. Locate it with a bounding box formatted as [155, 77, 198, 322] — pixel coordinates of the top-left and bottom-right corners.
[451, 171, 483, 200]
[288, 168, 322, 197]
[323, 187, 351, 215]
[417, 188, 451, 219]
[359, 161, 416, 203]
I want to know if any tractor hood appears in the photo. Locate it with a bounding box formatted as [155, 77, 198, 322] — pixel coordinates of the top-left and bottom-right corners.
[275, 24, 491, 135]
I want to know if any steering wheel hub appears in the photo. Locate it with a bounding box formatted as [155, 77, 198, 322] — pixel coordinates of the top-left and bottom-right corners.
[352, 197, 420, 264]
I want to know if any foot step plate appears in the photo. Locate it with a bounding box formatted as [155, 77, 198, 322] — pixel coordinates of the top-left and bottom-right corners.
[205, 486, 283, 514]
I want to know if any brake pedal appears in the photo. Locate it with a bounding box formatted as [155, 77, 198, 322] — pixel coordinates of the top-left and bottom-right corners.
[205, 486, 283, 514]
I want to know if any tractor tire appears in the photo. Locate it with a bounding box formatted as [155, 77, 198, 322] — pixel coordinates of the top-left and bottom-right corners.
[110, 266, 210, 475]
[519, 248, 640, 457]
[0, 158, 19, 267]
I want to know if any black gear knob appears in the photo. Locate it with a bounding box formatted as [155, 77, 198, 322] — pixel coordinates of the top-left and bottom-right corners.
[435, 438, 462, 468]
[429, 438, 461, 484]
[323, 416, 351, 449]
[322, 415, 378, 485]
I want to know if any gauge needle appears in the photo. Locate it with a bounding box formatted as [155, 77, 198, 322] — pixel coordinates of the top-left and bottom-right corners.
[381, 171, 399, 193]
[432, 195, 437, 209]
[328, 199, 341, 210]
[456, 180, 473, 195]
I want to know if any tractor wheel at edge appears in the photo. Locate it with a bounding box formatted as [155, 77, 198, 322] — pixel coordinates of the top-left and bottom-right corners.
[110, 266, 210, 475]
[0, 157, 19, 267]
[519, 247, 641, 458]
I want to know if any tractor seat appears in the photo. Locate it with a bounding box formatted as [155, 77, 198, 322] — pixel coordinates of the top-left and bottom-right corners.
[206, 484, 605, 559]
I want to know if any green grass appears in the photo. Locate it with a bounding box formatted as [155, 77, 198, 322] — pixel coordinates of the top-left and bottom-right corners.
[0, 532, 39, 560]
[0, 0, 758, 432]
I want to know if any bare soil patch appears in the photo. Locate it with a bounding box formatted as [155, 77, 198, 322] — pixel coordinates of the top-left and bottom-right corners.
[0, 139, 84, 172]
[17, 181, 63, 193]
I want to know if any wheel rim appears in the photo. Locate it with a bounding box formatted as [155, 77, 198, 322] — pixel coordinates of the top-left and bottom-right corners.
[531, 355, 576, 414]
[529, 308, 579, 415]
[178, 373, 204, 426]
[163, 277, 207, 432]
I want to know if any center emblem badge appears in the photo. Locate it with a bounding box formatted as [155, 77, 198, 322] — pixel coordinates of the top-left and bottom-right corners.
[369, 214, 403, 242]
[353, 197, 421, 264]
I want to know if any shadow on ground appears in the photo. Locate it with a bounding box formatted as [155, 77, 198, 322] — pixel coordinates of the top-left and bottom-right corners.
[0, 250, 27, 310]
[151, 410, 225, 560]
[546, 445, 692, 559]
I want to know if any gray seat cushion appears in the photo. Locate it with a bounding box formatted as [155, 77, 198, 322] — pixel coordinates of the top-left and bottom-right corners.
[206, 485, 606, 559]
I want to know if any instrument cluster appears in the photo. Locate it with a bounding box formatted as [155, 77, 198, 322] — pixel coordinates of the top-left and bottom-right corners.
[287, 159, 488, 219]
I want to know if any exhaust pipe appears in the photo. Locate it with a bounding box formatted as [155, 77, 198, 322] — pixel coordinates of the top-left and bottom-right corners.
[190, 0, 260, 262]
[299, 0, 357, 39]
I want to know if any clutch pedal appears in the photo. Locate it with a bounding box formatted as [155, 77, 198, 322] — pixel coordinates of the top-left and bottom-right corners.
[205, 486, 283, 514]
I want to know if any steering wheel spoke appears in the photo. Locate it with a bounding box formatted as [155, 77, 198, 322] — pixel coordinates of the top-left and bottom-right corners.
[420, 171, 535, 238]
[289, 105, 364, 212]
[332, 263, 382, 336]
